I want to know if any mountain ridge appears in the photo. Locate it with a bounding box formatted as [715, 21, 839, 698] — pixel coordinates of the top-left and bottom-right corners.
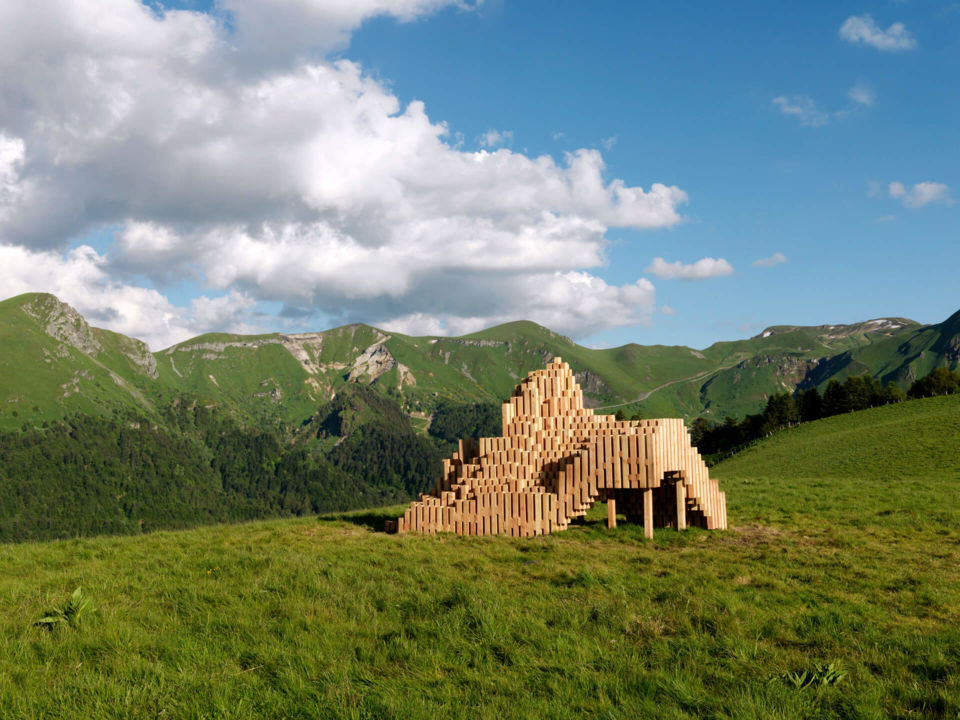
[1, 291, 958, 431]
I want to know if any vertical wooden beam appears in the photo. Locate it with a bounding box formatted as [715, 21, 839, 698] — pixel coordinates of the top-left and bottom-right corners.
[676, 479, 686, 530]
[607, 497, 617, 529]
[643, 488, 653, 539]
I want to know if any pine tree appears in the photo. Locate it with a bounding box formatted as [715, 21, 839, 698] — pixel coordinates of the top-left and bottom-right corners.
[822, 379, 851, 417]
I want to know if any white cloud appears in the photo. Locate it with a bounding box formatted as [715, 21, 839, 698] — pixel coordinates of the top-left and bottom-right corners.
[839, 15, 916, 52]
[772, 95, 830, 128]
[848, 84, 875, 107]
[645, 257, 734, 280]
[660, 305, 675, 316]
[113, 219, 659, 339]
[601, 136, 617, 151]
[0, 134, 27, 222]
[889, 181, 953, 208]
[0, 1, 687, 245]
[478, 129, 513, 148]
[379, 273, 657, 338]
[0, 0, 690, 342]
[752, 252, 787, 268]
[876, 215, 897, 223]
[0, 243, 258, 349]
[222, 0, 477, 66]
[775, 87, 874, 128]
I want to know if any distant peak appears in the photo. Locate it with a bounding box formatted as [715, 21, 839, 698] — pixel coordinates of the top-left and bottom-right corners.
[862, 318, 905, 329]
[0, 291, 61, 308]
[19, 293, 103, 357]
[459, 319, 574, 345]
[939, 307, 960, 334]
[753, 316, 918, 341]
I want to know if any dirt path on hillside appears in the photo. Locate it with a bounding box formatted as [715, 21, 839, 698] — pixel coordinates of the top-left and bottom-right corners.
[592, 365, 736, 411]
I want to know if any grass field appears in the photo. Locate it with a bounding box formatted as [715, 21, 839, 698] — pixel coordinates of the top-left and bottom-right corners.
[1, 395, 958, 718]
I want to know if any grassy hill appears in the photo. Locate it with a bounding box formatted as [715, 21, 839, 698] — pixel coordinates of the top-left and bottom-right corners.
[1, 396, 958, 718]
[0, 293, 163, 428]
[714, 392, 960, 529]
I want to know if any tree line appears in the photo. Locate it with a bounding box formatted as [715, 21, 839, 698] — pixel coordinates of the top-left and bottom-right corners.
[0, 387, 448, 543]
[690, 367, 960, 458]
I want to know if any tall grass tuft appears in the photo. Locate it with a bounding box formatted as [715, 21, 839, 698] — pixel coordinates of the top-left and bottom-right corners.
[34, 587, 93, 630]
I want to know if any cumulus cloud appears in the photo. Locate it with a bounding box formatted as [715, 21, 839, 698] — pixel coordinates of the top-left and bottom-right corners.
[223, 0, 477, 67]
[0, 134, 26, 222]
[379, 274, 656, 337]
[889, 181, 953, 208]
[840, 14, 916, 52]
[752, 252, 787, 268]
[645, 257, 734, 280]
[772, 95, 831, 128]
[0, 0, 690, 343]
[478, 129, 513, 148]
[0, 243, 259, 349]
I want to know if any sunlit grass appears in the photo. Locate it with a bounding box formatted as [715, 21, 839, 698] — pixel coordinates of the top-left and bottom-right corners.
[1, 395, 959, 718]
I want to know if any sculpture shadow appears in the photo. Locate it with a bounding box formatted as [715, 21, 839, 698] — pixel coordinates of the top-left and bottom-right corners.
[317, 507, 402, 533]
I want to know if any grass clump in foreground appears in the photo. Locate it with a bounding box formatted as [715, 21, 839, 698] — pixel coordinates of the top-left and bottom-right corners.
[1, 395, 959, 718]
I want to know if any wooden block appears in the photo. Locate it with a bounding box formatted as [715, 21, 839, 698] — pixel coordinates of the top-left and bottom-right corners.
[643, 488, 654, 540]
[607, 497, 617, 529]
[518, 494, 527, 536]
[676, 480, 686, 530]
[614, 439, 623, 489]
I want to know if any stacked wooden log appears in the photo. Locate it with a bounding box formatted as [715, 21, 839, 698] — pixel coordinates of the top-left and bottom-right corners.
[389, 357, 726, 538]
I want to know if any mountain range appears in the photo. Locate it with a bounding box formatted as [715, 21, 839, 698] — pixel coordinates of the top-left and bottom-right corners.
[2, 292, 959, 433]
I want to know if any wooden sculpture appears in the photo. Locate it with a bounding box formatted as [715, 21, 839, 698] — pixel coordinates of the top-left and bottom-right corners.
[388, 358, 726, 538]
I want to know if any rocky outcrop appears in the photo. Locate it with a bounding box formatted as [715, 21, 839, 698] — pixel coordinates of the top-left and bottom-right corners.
[450, 339, 512, 351]
[22, 294, 102, 357]
[113, 334, 158, 378]
[165, 338, 278, 354]
[397, 363, 416, 386]
[59, 370, 94, 399]
[279, 333, 325, 373]
[347, 342, 396, 383]
[254, 379, 283, 403]
[574, 369, 611, 406]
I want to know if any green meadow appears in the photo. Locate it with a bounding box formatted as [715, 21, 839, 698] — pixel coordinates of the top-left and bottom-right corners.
[1, 395, 958, 719]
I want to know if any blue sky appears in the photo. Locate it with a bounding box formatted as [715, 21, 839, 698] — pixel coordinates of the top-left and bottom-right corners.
[0, 0, 957, 348]
[346, 1, 960, 345]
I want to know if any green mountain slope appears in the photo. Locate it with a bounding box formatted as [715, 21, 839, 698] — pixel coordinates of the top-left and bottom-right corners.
[2, 292, 958, 434]
[694, 319, 922, 418]
[0, 293, 161, 427]
[800, 310, 960, 391]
